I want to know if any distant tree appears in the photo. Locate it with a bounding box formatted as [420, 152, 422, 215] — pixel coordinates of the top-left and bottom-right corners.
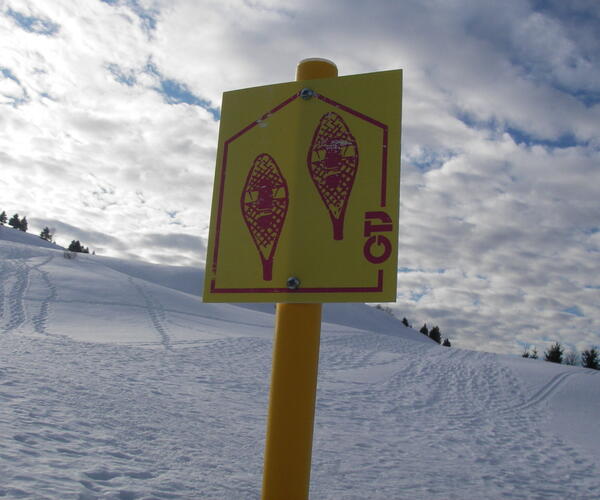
[68, 240, 82, 252]
[40, 227, 52, 241]
[68, 240, 89, 253]
[429, 326, 442, 344]
[0, 211, 6, 225]
[545, 342, 564, 364]
[563, 350, 579, 366]
[402, 317, 410, 328]
[522, 349, 530, 358]
[8, 213, 20, 229]
[442, 338, 451, 347]
[581, 348, 599, 370]
[530, 348, 538, 359]
[419, 324, 429, 337]
[19, 216, 28, 232]
[374, 304, 394, 316]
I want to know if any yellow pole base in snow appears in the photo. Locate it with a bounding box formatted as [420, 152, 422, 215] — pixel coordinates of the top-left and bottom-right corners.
[261, 303, 323, 500]
[261, 58, 337, 500]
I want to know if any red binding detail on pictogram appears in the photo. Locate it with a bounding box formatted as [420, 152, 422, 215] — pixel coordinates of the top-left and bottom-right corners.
[307, 112, 359, 240]
[241, 153, 289, 281]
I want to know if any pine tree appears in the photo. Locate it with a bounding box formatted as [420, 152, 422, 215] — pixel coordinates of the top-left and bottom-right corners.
[69, 240, 90, 254]
[402, 317, 410, 327]
[68, 240, 83, 252]
[530, 348, 538, 359]
[40, 227, 52, 241]
[419, 324, 429, 336]
[8, 213, 20, 229]
[545, 342, 564, 364]
[0, 211, 6, 225]
[522, 349, 530, 358]
[581, 348, 599, 370]
[429, 326, 442, 344]
[442, 338, 451, 347]
[19, 216, 28, 232]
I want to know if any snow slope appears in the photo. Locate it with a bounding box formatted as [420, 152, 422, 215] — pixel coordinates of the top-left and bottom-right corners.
[1, 228, 599, 499]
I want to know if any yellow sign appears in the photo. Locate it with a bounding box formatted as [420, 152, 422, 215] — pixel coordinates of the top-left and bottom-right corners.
[203, 69, 402, 302]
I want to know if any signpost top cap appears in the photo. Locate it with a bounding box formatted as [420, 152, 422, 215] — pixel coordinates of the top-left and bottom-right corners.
[296, 58, 338, 80]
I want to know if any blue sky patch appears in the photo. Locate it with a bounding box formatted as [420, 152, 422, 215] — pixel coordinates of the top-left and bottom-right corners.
[406, 147, 456, 172]
[100, 0, 158, 33]
[558, 88, 600, 108]
[455, 109, 585, 149]
[127, 0, 158, 32]
[398, 267, 445, 274]
[0, 67, 29, 106]
[454, 109, 498, 133]
[106, 63, 137, 87]
[146, 63, 220, 120]
[1, 67, 19, 82]
[398, 267, 417, 273]
[563, 306, 584, 317]
[505, 126, 582, 149]
[6, 8, 60, 36]
[158, 79, 220, 120]
[410, 291, 428, 302]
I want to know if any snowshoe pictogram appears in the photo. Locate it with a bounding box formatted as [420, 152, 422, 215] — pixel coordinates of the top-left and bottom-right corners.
[307, 112, 359, 240]
[241, 153, 289, 281]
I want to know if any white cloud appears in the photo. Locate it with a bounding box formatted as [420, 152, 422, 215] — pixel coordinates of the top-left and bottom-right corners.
[0, 0, 598, 355]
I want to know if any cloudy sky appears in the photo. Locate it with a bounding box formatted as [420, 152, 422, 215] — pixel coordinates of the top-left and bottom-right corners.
[1, 0, 599, 355]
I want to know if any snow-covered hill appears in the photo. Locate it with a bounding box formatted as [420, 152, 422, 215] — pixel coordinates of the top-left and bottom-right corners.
[1, 227, 599, 499]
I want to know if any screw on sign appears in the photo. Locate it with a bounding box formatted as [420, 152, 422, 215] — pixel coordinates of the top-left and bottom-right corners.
[307, 111, 359, 241]
[241, 153, 289, 281]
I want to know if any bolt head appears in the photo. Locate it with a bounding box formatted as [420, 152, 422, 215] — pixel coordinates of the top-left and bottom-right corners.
[300, 88, 314, 100]
[286, 277, 301, 290]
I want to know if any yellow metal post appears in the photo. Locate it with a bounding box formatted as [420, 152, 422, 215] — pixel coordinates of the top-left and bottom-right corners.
[261, 58, 338, 500]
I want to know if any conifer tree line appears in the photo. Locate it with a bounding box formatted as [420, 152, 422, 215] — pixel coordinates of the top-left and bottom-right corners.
[400, 316, 452, 347]
[1, 211, 29, 232]
[1, 209, 91, 254]
[373, 307, 451, 345]
[522, 343, 599, 370]
[68, 240, 90, 253]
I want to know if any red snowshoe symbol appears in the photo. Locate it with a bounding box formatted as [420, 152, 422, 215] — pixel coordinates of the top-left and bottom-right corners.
[307, 112, 359, 240]
[241, 153, 289, 281]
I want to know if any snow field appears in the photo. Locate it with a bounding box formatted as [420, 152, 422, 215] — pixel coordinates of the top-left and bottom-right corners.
[1, 231, 599, 499]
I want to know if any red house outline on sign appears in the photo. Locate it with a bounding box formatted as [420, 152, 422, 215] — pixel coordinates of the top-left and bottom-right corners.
[210, 89, 390, 295]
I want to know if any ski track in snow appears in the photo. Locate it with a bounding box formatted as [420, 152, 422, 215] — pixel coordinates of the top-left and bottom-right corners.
[313, 334, 600, 500]
[4, 261, 30, 332]
[44, 298, 274, 331]
[0, 260, 7, 321]
[31, 256, 58, 336]
[129, 277, 173, 351]
[499, 371, 576, 414]
[2, 256, 55, 334]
